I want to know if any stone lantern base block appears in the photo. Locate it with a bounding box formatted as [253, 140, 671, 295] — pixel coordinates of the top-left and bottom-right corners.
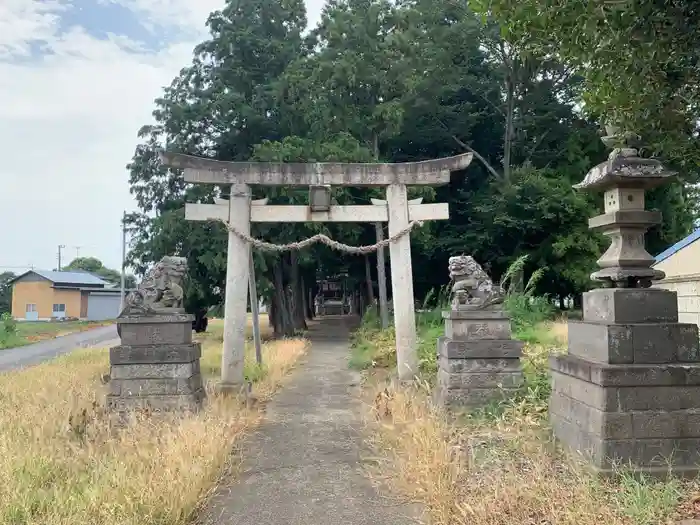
[550, 289, 700, 477]
[108, 315, 205, 413]
[436, 309, 523, 409]
[582, 288, 678, 324]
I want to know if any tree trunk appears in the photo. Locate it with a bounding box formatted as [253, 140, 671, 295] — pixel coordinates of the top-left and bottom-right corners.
[289, 252, 307, 331]
[269, 297, 280, 338]
[307, 286, 315, 319]
[503, 75, 516, 183]
[364, 255, 375, 307]
[193, 309, 208, 333]
[273, 259, 294, 337]
[301, 277, 310, 321]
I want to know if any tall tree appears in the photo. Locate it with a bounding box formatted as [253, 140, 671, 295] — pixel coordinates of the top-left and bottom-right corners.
[474, 0, 700, 249]
[0, 271, 16, 314]
[387, 0, 607, 298]
[476, 0, 700, 168]
[288, 0, 406, 158]
[125, 0, 308, 324]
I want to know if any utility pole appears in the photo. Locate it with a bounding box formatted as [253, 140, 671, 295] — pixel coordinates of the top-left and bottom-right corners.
[120, 212, 127, 311]
[57, 245, 66, 271]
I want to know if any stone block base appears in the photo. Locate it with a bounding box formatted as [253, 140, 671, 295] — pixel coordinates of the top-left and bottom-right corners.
[436, 383, 521, 408]
[106, 389, 205, 412]
[117, 313, 194, 346]
[550, 352, 700, 476]
[108, 314, 205, 413]
[436, 309, 523, 409]
[550, 288, 700, 477]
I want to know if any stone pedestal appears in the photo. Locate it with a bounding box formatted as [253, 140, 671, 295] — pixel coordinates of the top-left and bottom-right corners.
[107, 313, 205, 412]
[436, 308, 523, 408]
[550, 288, 700, 477]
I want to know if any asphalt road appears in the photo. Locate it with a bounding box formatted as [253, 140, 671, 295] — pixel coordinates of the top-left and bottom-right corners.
[0, 325, 119, 373]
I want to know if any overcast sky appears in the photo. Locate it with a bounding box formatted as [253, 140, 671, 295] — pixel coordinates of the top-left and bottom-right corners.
[0, 0, 325, 274]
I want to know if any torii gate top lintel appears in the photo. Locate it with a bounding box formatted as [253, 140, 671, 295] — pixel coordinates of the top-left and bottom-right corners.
[159, 151, 473, 186]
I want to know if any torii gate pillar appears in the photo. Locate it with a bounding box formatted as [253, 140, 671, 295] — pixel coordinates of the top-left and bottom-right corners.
[386, 184, 418, 377]
[221, 184, 251, 393]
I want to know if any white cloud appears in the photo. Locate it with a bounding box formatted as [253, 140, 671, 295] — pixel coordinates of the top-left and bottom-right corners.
[0, 0, 69, 59]
[0, 0, 325, 274]
[104, 0, 223, 35]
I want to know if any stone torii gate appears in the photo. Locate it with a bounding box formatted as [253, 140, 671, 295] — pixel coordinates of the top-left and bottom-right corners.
[160, 152, 472, 387]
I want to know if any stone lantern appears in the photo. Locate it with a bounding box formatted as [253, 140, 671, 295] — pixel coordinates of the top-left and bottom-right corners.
[549, 129, 700, 477]
[574, 129, 672, 288]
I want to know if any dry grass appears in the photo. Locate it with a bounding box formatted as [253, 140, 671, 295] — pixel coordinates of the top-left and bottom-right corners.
[548, 319, 568, 345]
[0, 320, 307, 525]
[366, 380, 626, 525]
[361, 320, 700, 525]
[238, 312, 274, 341]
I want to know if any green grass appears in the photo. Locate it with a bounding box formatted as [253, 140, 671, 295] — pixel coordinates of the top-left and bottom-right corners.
[613, 472, 685, 524]
[350, 307, 444, 380]
[15, 320, 106, 336]
[0, 320, 114, 350]
[350, 292, 560, 382]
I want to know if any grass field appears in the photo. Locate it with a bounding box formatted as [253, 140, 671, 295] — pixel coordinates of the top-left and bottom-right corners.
[222, 312, 273, 341]
[0, 319, 307, 525]
[15, 320, 113, 339]
[357, 318, 700, 525]
[1, 311, 272, 351]
[0, 320, 115, 350]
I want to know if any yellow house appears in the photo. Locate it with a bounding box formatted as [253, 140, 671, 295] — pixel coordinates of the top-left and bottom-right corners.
[10, 270, 122, 321]
[653, 228, 700, 326]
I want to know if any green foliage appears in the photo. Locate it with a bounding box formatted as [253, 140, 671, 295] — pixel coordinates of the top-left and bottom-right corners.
[124, 0, 697, 321]
[475, 0, 700, 171]
[505, 294, 556, 336]
[124, 0, 308, 314]
[612, 472, 683, 525]
[349, 308, 395, 369]
[0, 312, 20, 349]
[0, 271, 15, 314]
[2, 312, 17, 335]
[244, 361, 268, 384]
[350, 308, 440, 376]
[64, 258, 136, 288]
[501, 254, 556, 334]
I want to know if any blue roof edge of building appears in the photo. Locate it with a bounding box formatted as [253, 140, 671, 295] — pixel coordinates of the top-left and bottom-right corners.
[654, 227, 700, 265]
[8, 269, 110, 286]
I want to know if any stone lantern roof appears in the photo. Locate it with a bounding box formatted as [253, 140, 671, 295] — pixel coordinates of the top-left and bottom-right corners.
[574, 154, 674, 192]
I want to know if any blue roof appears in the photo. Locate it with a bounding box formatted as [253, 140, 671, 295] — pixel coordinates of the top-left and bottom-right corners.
[654, 228, 700, 264]
[10, 269, 109, 286]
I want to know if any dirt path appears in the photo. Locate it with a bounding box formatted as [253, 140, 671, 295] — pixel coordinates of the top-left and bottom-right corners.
[196, 316, 423, 525]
